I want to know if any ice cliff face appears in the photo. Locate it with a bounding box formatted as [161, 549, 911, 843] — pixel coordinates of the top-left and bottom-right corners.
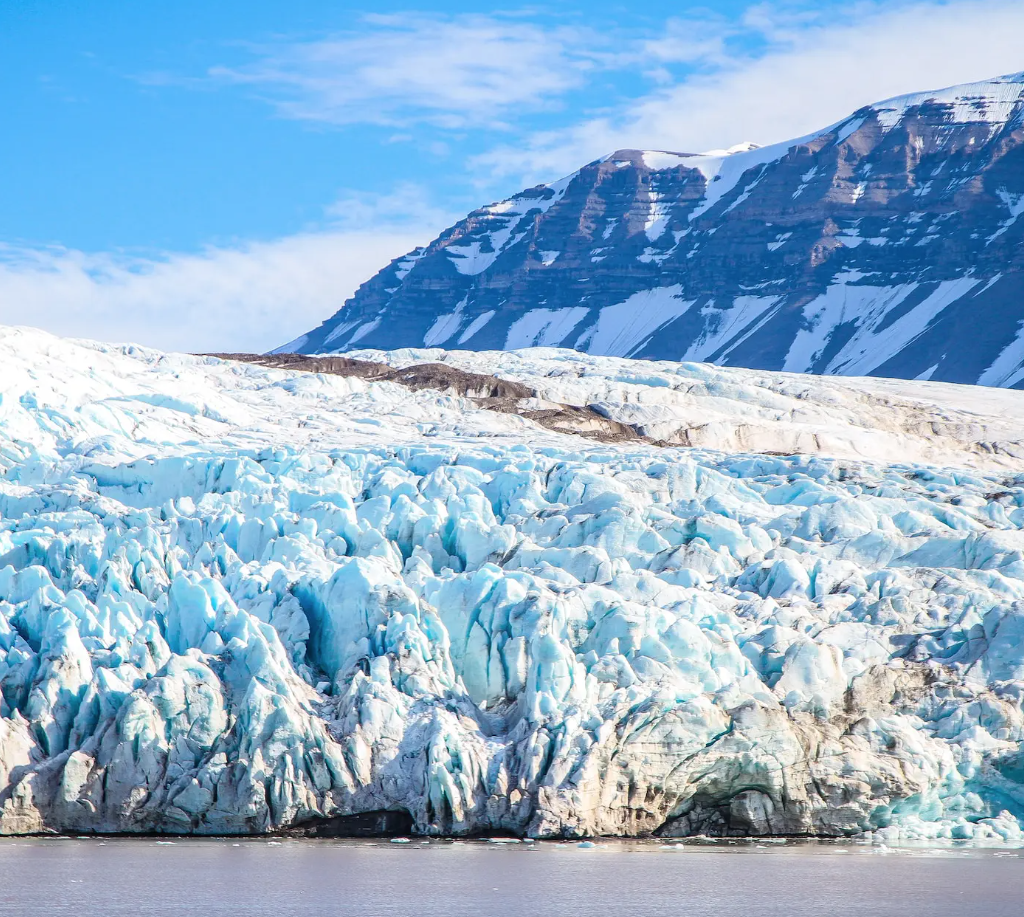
[2, 326, 1024, 841]
[285, 72, 1024, 389]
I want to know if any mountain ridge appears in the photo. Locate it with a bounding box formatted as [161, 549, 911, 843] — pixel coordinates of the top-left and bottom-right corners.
[281, 71, 1024, 388]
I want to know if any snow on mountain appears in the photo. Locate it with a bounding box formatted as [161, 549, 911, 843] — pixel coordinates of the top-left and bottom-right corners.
[285, 72, 1024, 389]
[870, 71, 1024, 131]
[3, 325, 1024, 841]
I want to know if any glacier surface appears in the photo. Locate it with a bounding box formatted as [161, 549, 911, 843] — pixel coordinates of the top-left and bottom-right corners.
[2, 327, 1024, 842]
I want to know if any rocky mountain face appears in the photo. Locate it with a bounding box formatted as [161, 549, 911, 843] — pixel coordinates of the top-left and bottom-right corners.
[281, 73, 1024, 388]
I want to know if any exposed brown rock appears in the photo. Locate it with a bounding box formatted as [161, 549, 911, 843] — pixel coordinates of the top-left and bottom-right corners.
[205, 353, 652, 445]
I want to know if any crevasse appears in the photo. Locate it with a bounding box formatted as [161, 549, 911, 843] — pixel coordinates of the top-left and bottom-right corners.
[1, 328, 1023, 841]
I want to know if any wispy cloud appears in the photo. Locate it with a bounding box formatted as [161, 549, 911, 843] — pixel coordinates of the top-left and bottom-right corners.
[323, 181, 456, 230]
[471, 0, 1024, 183]
[198, 2, 1024, 187]
[211, 13, 604, 129]
[0, 187, 455, 354]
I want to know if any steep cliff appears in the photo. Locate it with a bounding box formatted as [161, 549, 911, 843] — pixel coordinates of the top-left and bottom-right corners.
[2, 328, 1024, 841]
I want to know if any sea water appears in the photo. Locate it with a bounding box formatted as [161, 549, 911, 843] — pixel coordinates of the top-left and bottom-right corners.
[0, 838, 1021, 916]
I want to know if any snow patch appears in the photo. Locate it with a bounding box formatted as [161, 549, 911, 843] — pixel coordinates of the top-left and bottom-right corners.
[574, 286, 695, 357]
[347, 318, 383, 346]
[987, 188, 1024, 243]
[423, 298, 468, 347]
[457, 310, 496, 345]
[784, 277, 981, 376]
[505, 308, 590, 349]
[680, 296, 783, 363]
[872, 72, 1024, 132]
[835, 115, 867, 143]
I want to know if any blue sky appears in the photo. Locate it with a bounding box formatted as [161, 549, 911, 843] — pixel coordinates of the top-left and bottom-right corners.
[0, 0, 786, 253]
[2, 0, 1023, 351]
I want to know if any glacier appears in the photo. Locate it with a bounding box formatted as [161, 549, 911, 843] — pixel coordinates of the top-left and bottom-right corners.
[2, 326, 1024, 842]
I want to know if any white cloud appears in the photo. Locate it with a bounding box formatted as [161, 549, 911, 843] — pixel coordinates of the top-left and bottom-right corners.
[0, 187, 454, 354]
[472, 0, 1024, 184]
[212, 13, 601, 129]
[323, 181, 455, 230]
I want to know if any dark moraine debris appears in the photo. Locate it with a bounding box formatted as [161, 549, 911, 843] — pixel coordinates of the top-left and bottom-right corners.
[207, 352, 395, 380]
[205, 352, 652, 445]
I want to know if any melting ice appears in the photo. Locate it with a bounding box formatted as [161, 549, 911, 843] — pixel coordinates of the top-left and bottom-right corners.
[0, 327, 1023, 842]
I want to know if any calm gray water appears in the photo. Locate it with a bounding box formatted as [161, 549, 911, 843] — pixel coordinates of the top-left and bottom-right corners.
[0, 837, 1021, 916]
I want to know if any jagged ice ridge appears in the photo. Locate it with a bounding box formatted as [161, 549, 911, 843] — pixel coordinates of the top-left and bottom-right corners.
[1, 327, 1024, 842]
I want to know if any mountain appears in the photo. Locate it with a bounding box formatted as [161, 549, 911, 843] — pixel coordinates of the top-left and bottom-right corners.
[281, 72, 1024, 388]
[3, 326, 1024, 840]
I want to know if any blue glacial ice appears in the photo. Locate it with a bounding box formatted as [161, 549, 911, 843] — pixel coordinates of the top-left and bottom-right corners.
[1, 328, 1024, 841]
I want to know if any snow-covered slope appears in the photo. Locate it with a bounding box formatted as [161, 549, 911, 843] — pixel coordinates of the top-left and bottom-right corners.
[2, 326, 1024, 842]
[286, 72, 1024, 389]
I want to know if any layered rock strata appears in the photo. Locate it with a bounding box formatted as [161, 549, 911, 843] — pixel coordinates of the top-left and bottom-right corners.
[284, 73, 1024, 389]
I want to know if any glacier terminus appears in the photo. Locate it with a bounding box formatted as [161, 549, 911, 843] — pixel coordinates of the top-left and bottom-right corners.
[1, 327, 1024, 843]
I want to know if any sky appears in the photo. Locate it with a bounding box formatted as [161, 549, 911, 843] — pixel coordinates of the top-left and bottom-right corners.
[2, 0, 1024, 352]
